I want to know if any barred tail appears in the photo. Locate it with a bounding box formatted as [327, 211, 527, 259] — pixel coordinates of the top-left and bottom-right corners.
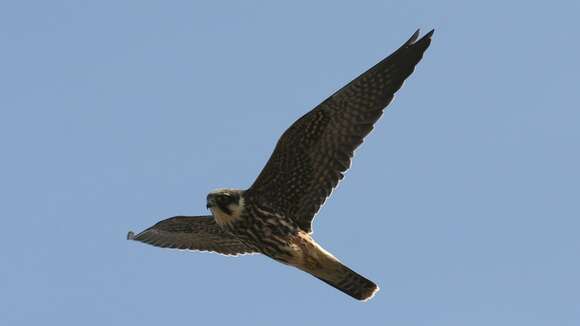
[285, 234, 379, 301]
[313, 262, 379, 301]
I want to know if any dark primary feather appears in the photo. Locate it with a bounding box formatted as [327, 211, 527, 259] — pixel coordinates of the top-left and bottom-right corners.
[127, 216, 257, 256]
[246, 30, 434, 232]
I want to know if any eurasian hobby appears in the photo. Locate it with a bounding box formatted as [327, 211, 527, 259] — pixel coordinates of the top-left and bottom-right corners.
[128, 29, 434, 301]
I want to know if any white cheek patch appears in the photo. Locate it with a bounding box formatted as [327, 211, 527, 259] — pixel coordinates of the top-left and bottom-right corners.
[212, 197, 244, 227]
[226, 197, 244, 219]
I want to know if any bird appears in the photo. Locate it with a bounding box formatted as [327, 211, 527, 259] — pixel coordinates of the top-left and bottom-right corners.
[128, 29, 434, 301]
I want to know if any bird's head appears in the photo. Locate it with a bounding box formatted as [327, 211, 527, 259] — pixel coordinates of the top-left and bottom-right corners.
[207, 189, 245, 225]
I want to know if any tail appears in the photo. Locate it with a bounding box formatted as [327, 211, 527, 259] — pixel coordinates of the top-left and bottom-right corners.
[312, 261, 379, 301]
[286, 232, 379, 301]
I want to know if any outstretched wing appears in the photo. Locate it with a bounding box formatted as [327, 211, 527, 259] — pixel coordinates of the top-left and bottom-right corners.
[246, 29, 434, 233]
[127, 216, 257, 256]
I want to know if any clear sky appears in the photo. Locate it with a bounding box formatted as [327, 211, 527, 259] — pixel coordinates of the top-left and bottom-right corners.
[1, 1, 579, 325]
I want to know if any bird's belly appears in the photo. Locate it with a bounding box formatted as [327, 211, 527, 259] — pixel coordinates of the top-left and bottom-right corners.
[224, 216, 299, 259]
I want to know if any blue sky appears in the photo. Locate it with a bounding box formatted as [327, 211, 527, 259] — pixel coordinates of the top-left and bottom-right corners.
[1, 1, 579, 325]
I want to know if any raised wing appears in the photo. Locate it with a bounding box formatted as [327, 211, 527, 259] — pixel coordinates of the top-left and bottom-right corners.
[127, 215, 257, 256]
[246, 29, 434, 233]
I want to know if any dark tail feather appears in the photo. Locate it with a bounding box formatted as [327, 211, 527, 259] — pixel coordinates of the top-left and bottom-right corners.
[314, 263, 379, 301]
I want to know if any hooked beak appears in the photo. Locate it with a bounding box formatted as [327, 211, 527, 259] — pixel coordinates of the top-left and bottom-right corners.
[206, 195, 215, 209]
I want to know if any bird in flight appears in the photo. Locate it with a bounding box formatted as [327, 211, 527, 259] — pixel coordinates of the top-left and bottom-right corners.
[128, 29, 434, 301]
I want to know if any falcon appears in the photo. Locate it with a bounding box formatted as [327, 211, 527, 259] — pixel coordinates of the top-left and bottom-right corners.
[128, 29, 434, 301]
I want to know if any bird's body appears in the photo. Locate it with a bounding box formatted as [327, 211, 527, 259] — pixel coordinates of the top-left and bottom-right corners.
[208, 189, 299, 259]
[206, 188, 378, 300]
[128, 29, 434, 301]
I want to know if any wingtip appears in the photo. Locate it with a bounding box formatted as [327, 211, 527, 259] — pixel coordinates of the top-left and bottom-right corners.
[127, 231, 135, 240]
[411, 28, 434, 41]
[407, 29, 421, 44]
[405, 29, 435, 47]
